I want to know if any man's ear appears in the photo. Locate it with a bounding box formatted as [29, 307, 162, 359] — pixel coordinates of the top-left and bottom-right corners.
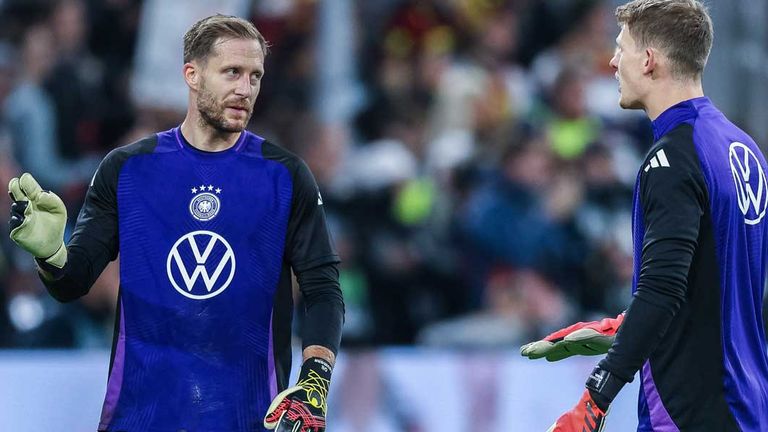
[644, 48, 657, 78]
[184, 62, 200, 90]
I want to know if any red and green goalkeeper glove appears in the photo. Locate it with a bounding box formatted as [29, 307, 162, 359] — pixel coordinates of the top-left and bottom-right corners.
[547, 366, 625, 432]
[546, 389, 608, 432]
[520, 313, 624, 361]
[264, 357, 332, 432]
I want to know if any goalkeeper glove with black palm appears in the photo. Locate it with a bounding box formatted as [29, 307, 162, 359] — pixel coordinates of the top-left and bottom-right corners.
[8, 173, 67, 269]
[520, 313, 624, 361]
[264, 357, 332, 432]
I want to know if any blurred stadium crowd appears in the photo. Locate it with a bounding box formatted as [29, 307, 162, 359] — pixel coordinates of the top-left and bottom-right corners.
[0, 0, 763, 350]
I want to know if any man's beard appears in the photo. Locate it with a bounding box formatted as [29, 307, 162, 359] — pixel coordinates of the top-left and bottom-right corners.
[196, 83, 250, 133]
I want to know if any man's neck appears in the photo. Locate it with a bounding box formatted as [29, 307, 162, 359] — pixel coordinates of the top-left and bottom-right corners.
[644, 79, 705, 120]
[180, 115, 242, 152]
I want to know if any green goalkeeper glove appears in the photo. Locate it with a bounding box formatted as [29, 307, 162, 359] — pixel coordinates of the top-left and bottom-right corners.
[520, 313, 624, 361]
[8, 173, 67, 268]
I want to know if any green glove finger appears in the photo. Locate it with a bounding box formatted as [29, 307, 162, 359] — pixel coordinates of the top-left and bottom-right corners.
[19, 173, 43, 202]
[545, 346, 576, 362]
[564, 329, 614, 352]
[524, 340, 584, 361]
[520, 340, 539, 356]
[550, 340, 605, 358]
[36, 191, 66, 214]
[521, 340, 560, 359]
[8, 177, 27, 202]
[520, 340, 542, 357]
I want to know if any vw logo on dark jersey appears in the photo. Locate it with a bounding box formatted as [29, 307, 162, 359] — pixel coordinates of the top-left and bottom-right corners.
[166, 230, 236, 300]
[729, 142, 768, 225]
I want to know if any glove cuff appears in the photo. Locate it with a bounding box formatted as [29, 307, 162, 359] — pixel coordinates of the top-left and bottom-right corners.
[298, 357, 333, 384]
[44, 242, 67, 269]
[296, 357, 333, 415]
[586, 365, 626, 411]
[35, 243, 67, 280]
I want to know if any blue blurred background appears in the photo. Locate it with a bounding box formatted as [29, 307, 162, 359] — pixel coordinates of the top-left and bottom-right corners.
[0, 0, 765, 430]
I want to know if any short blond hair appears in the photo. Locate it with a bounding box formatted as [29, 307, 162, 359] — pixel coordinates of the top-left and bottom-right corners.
[616, 0, 713, 80]
[183, 14, 269, 63]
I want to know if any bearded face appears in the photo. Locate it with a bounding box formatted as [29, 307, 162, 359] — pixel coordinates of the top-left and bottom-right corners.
[196, 76, 252, 133]
[191, 37, 264, 134]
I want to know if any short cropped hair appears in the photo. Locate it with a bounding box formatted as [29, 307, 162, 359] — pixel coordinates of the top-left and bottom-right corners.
[183, 14, 269, 63]
[616, 0, 713, 79]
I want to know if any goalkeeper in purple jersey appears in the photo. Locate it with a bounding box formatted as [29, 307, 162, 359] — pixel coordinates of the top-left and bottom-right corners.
[8, 15, 343, 432]
[521, 1, 768, 431]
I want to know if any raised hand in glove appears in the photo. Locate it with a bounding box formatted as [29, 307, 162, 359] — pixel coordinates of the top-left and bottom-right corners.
[8, 173, 67, 268]
[264, 357, 332, 432]
[521, 313, 624, 361]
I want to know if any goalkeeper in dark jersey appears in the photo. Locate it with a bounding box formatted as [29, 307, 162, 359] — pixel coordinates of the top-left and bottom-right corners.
[521, 1, 768, 431]
[8, 15, 343, 432]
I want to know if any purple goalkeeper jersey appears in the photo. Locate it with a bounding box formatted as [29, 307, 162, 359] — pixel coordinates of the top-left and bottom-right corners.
[42, 127, 339, 432]
[601, 97, 768, 431]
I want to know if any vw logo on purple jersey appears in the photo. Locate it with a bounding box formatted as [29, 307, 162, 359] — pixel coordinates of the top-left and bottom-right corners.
[166, 230, 236, 300]
[729, 142, 768, 225]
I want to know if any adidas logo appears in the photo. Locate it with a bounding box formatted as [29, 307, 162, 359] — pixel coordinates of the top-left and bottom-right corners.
[644, 149, 670, 172]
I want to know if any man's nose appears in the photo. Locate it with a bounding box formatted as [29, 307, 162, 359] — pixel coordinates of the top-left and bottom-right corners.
[234, 76, 251, 96]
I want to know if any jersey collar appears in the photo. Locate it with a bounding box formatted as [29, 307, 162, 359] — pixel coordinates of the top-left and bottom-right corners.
[651, 96, 710, 142]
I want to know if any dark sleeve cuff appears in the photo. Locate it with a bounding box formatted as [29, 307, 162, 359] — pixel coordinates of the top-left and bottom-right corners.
[586, 365, 628, 410]
[35, 257, 67, 281]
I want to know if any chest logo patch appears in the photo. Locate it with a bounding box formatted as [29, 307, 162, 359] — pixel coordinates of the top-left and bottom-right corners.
[166, 230, 236, 299]
[190, 185, 222, 221]
[729, 142, 768, 225]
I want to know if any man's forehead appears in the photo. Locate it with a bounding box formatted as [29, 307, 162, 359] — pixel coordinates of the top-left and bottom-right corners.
[209, 37, 264, 62]
[616, 26, 632, 46]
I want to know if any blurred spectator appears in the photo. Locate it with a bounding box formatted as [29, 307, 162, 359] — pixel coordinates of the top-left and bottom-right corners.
[574, 142, 634, 313]
[87, 0, 141, 147]
[427, 7, 531, 142]
[459, 134, 588, 293]
[539, 66, 602, 160]
[418, 268, 568, 347]
[526, 0, 612, 92]
[4, 23, 96, 194]
[346, 108, 467, 345]
[45, 0, 109, 157]
[0, 76, 15, 345]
